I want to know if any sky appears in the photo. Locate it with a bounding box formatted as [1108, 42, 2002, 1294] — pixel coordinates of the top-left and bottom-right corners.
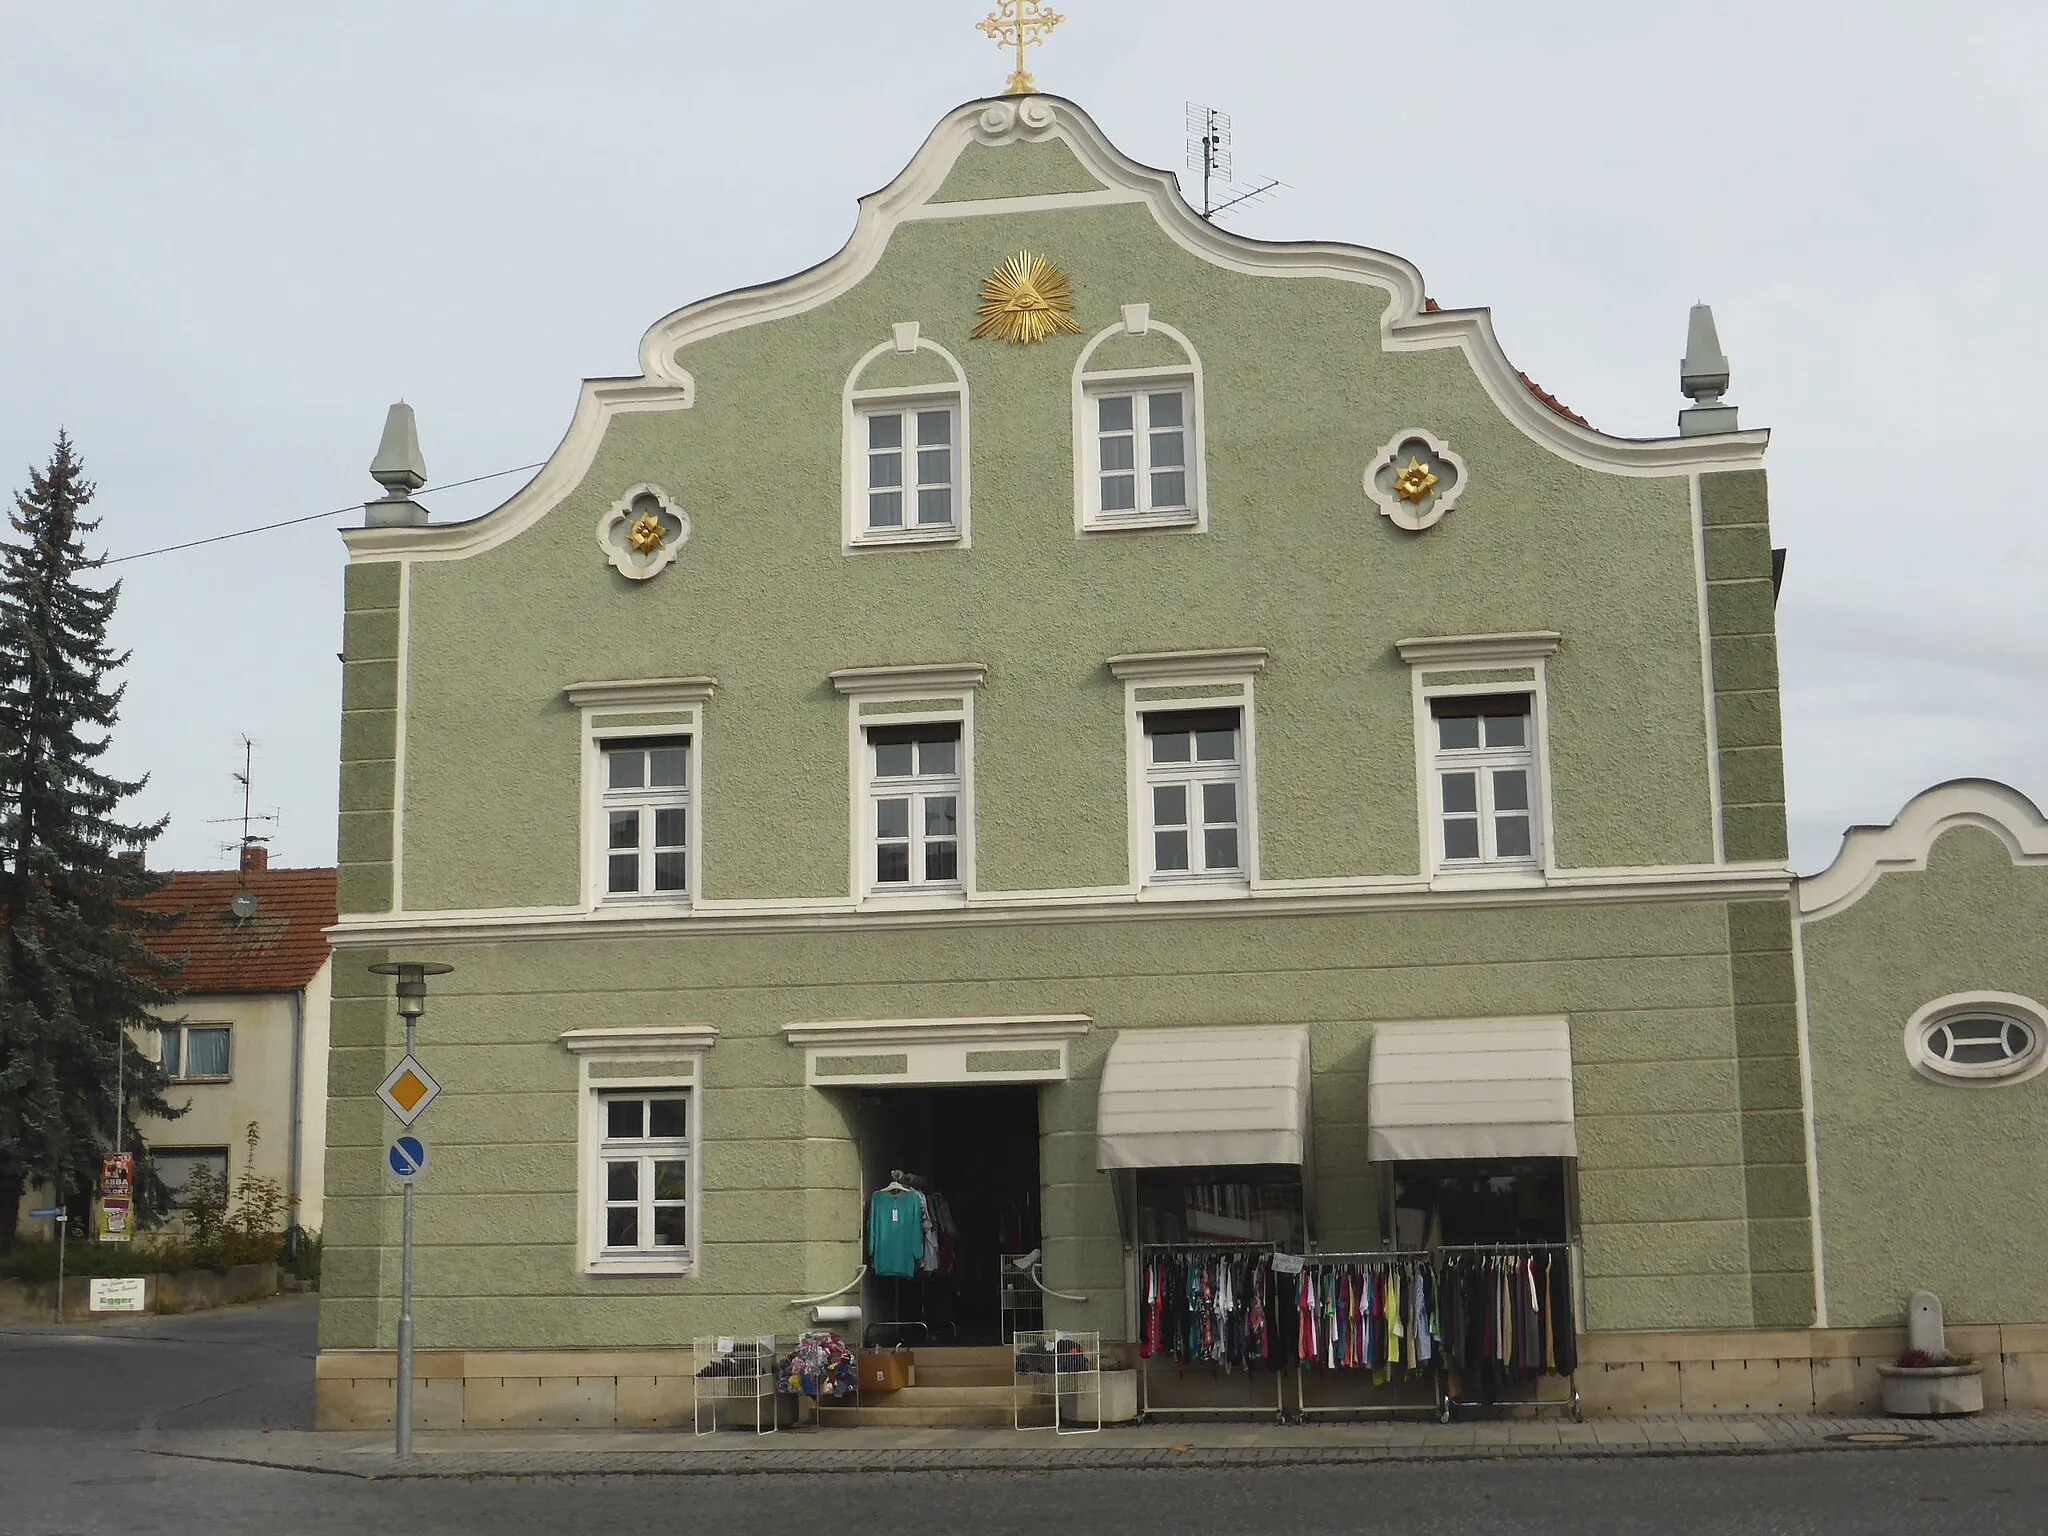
[3, 1, 2043, 877]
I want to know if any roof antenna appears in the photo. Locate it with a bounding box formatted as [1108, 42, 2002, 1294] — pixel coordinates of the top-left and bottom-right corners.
[1185, 103, 1285, 223]
[207, 736, 279, 910]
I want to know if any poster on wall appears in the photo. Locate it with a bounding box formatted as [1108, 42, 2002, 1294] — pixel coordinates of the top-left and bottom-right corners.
[97, 1153, 134, 1243]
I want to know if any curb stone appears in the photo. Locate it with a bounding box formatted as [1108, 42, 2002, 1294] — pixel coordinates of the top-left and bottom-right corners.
[150, 1413, 2048, 1480]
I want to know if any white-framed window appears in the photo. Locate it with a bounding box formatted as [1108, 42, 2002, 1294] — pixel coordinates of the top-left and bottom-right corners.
[842, 326, 972, 551]
[1072, 311, 1207, 534]
[600, 736, 691, 901]
[1143, 708, 1244, 880]
[830, 663, 984, 905]
[860, 403, 958, 536]
[564, 1025, 715, 1278]
[866, 722, 963, 891]
[1429, 695, 1540, 869]
[595, 1090, 692, 1257]
[161, 1023, 232, 1082]
[1088, 385, 1191, 522]
[566, 679, 714, 912]
[1108, 649, 1265, 894]
[1905, 993, 2048, 1086]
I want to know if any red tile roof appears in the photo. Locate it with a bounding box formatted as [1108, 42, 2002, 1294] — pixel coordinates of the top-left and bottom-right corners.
[133, 867, 337, 995]
[1422, 297, 1594, 429]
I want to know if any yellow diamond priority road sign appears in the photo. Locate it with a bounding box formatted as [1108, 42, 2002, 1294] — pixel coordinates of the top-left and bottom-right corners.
[377, 1055, 441, 1126]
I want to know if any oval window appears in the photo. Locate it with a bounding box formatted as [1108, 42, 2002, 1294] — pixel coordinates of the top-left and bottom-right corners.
[1907, 998, 2047, 1084]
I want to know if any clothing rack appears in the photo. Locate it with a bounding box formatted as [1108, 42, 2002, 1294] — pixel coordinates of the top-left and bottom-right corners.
[1135, 1242, 1285, 1423]
[1435, 1241, 1581, 1422]
[1290, 1249, 1447, 1422]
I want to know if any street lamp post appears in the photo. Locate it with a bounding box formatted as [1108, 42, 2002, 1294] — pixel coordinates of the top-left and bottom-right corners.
[367, 959, 452, 1459]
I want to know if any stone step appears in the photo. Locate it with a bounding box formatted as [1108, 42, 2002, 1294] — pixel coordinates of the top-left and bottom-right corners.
[908, 1345, 1016, 1367]
[813, 1403, 1018, 1428]
[910, 1364, 1016, 1388]
[871, 1384, 1018, 1407]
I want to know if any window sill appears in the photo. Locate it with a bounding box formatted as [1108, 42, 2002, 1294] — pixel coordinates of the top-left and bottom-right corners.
[1082, 510, 1200, 534]
[585, 1254, 695, 1278]
[858, 888, 969, 913]
[851, 526, 963, 550]
[1138, 877, 1250, 901]
[1429, 866, 1547, 892]
[169, 1075, 232, 1085]
[592, 897, 694, 917]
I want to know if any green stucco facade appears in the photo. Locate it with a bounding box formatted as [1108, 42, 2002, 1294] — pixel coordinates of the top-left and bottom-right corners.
[1802, 821, 2048, 1327]
[319, 96, 1891, 1360]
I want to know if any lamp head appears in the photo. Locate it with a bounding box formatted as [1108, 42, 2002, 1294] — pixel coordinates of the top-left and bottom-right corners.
[367, 960, 455, 1019]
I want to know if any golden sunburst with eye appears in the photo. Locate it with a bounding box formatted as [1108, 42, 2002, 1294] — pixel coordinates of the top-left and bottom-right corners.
[1391, 457, 1440, 503]
[627, 512, 668, 554]
[971, 250, 1084, 345]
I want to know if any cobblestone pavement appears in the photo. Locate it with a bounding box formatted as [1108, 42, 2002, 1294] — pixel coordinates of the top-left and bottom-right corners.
[156, 1409, 2048, 1479]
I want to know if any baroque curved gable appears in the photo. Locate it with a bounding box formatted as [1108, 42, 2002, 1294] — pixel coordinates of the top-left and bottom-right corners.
[1798, 778, 2048, 922]
[343, 93, 1770, 567]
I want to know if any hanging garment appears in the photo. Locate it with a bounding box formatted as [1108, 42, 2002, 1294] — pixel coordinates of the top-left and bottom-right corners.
[867, 1187, 926, 1279]
[1547, 1249, 1578, 1375]
[918, 1190, 940, 1273]
[1139, 1248, 1276, 1371]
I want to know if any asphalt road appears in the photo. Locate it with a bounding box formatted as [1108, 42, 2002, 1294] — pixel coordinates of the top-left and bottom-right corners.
[4, 1299, 2046, 1535]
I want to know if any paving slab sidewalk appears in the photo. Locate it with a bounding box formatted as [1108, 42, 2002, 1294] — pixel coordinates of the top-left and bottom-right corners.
[152, 1411, 2048, 1479]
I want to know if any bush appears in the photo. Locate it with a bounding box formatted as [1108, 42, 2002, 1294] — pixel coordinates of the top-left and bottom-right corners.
[2, 1122, 291, 1281]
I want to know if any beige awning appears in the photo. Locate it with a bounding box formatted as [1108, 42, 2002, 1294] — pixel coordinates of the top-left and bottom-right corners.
[1096, 1026, 1311, 1171]
[1367, 1017, 1577, 1162]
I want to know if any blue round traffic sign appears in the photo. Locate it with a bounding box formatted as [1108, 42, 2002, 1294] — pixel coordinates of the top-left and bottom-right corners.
[388, 1135, 428, 1181]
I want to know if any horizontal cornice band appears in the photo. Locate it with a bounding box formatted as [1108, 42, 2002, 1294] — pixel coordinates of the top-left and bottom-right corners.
[329, 864, 1793, 950]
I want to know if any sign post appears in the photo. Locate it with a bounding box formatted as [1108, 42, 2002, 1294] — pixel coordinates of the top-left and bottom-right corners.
[27, 1205, 65, 1321]
[369, 960, 451, 1460]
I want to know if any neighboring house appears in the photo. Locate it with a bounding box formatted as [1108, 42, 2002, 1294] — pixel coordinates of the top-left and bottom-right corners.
[314, 93, 2048, 1427]
[132, 846, 337, 1234]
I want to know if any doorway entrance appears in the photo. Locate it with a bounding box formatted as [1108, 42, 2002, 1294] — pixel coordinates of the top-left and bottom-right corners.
[852, 1084, 1040, 1347]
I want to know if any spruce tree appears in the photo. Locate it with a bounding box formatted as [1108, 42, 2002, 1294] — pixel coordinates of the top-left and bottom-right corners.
[0, 432, 179, 1249]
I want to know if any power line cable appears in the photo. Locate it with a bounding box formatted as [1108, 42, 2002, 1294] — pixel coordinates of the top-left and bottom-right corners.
[101, 462, 547, 565]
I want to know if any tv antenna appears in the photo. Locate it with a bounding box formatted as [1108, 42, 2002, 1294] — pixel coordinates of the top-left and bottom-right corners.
[1186, 103, 1284, 223]
[207, 736, 279, 869]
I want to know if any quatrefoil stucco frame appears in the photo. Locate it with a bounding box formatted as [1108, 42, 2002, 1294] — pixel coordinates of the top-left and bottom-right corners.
[1365, 429, 1468, 533]
[597, 483, 690, 580]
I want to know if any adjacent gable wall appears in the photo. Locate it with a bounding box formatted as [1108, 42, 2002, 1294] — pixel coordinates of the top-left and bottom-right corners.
[1799, 783, 2048, 1326]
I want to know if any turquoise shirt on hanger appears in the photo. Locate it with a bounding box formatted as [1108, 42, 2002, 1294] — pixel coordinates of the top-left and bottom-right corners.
[868, 1188, 927, 1278]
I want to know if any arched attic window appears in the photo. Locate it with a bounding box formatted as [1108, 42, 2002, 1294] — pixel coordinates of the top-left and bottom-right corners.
[1072, 306, 1208, 535]
[842, 323, 971, 552]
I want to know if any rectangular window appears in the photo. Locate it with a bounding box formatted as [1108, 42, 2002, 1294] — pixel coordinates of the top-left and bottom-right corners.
[1092, 389, 1190, 520]
[1430, 695, 1539, 869]
[594, 1091, 692, 1262]
[150, 1146, 230, 1208]
[162, 1024, 232, 1082]
[1143, 708, 1243, 880]
[864, 406, 956, 532]
[600, 737, 691, 900]
[867, 722, 963, 891]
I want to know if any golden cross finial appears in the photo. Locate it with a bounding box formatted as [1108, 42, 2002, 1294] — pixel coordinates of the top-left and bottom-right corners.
[978, 0, 1065, 96]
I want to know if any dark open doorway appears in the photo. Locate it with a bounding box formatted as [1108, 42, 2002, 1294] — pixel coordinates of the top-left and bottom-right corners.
[852, 1084, 1040, 1347]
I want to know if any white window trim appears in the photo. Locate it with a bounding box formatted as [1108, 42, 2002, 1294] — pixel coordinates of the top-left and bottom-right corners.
[1398, 634, 1560, 889]
[831, 663, 985, 909]
[563, 1024, 716, 1278]
[1108, 648, 1265, 896]
[842, 325, 971, 552]
[1072, 309, 1208, 535]
[161, 1021, 233, 1083]
[566, 678, 715, 913]
[1903, 992, 2048, 1087]
[1425, 696, 1543, 874]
